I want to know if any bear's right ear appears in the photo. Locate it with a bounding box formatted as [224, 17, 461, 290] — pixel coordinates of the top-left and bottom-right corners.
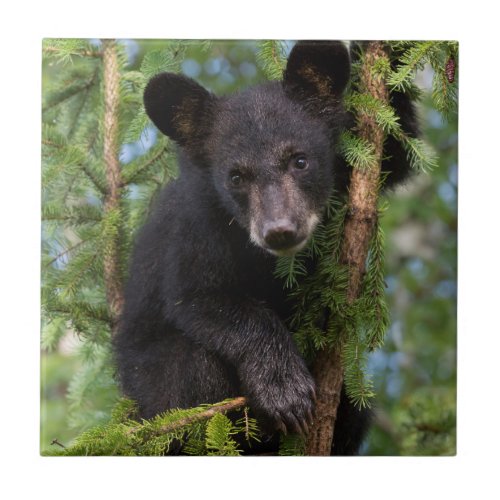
[283, 41, 351, 100]
[144, 73, 215, 147]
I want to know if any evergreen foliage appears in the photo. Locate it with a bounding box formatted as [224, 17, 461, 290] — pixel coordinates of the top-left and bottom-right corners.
[42, 39, 182, 431]
[41, 39, 457, 455]
[256, 40, 287, 80]
[44, 398, 260, 456]
[398, 388, 456, 456]
[278, 434, 306, 456]
[387, 41, 458, 120]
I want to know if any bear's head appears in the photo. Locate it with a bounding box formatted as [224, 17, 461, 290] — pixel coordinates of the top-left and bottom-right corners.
[144, 41, 350, 256]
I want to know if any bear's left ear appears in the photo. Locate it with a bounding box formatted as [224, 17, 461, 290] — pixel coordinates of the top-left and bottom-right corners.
[144, 72, 215, 148]
[283, 41, 351, 99]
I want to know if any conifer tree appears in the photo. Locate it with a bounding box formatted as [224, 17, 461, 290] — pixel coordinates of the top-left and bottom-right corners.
[42, 38, 180, 430]
[41, 39, 457, 455]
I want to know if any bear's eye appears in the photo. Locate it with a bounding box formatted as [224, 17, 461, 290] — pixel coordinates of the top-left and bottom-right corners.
[291, 155, 308, 170]
[229, 171, 243, 187]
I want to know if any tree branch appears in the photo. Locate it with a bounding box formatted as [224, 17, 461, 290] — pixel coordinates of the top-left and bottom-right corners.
[305, 41, 390, 456]
[158, 397, 247, 434]
[126, 397, 248, 437]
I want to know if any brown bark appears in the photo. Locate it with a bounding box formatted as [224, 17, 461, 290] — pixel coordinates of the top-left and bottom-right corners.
[305, 41, 389, 456]
[102, 39, 124, 326]
[305, 347, 344, 455]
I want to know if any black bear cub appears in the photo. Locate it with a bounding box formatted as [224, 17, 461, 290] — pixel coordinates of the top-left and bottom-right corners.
[114, 41, 416, 455]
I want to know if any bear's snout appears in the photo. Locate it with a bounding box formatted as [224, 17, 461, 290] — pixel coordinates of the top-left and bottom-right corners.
[263, 219, 300, 250]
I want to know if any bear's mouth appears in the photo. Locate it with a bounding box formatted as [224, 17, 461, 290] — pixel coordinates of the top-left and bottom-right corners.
[249, 213, 320, 257]
[249, 221, 309, 257]
[263, 237, 309, 257]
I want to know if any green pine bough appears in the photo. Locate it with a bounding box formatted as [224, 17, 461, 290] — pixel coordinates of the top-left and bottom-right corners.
[42, 39, 183, 432]
[44, 397, 260, 456]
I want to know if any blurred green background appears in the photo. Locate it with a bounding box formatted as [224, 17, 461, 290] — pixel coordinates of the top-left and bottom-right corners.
[41, 40, 457, 455]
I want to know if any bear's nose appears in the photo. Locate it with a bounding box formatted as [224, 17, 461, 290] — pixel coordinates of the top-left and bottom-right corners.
[263, 219, 298, 250]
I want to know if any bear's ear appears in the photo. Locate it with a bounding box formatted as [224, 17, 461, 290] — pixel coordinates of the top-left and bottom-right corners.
[283, 41, 351, 99]
[144, 72, 215, 147]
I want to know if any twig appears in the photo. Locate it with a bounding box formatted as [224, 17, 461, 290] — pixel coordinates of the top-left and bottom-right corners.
[44, 238, 91, 268]
[50, 438, 67, 449]
[67, 69, 99, 139]
[159, 397, 247, 434]
[126, 397, 247, 437]
[270, 41, 285, 72]
[123, 146, 169, 185]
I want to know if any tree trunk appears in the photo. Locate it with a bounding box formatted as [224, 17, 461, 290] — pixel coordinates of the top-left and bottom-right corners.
[102, 39, 124, 328]
[305, 41, 390, 456]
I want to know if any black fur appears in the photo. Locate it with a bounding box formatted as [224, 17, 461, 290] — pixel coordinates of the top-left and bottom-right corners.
[113, 41, 416, 455]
